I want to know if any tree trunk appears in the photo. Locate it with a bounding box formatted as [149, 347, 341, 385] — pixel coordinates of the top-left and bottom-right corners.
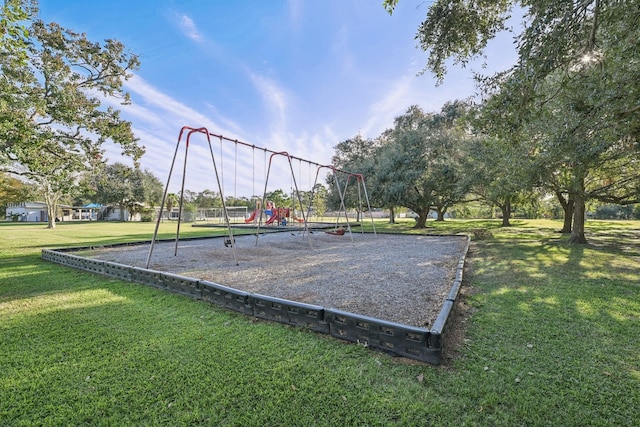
[388, 206, 395, 224]
[43, 187, 58, 229]
[556, 191, 574, 233]
[499, 199, 512, 227]
[435, 207, 446, 221]
[46, 202, 56, 229]
[414, 209, 429, 228]
[569, 181, 588, 244]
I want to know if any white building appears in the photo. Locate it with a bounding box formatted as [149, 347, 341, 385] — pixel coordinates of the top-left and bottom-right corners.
[5, 202, 110, 222]
[5, 202, 53, 222]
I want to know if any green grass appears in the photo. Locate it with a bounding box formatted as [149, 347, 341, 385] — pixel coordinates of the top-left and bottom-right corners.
[1, 219, 639, 426]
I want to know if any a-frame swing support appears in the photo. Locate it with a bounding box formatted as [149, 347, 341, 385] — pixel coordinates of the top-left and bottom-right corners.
[343, 173, 377, 236]
[146, 127, 377, 267]
[305, 165, 376, 241]
[255, 151, 312, 247]
[146, 126, 238, 268]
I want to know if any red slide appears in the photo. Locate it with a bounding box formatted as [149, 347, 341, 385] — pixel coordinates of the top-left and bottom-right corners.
[265, 211, 279, 225]
[244, 209, 259, 223]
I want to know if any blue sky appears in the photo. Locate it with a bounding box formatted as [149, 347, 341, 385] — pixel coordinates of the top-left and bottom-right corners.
[39, 0, 517, 198]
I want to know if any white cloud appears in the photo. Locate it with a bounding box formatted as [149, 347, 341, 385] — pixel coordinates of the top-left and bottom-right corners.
[360, 74, 414, 137]
[177, 14, 203, 42]
[287, 0, 303, 31]
[248, 72, 288, 126]
[120, 74, 320, 196]
[101, 75, 248, 194]
[123, 75, 237, 135]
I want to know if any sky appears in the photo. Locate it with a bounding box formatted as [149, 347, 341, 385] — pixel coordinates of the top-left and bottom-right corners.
[38, 0, 518, 199]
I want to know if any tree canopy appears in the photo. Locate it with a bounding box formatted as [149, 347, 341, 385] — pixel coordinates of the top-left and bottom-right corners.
[332, 103, 473, 228]
[0, 0, 143, 228]
[90, 163, 162, 221]
[384, 0, 640, 242]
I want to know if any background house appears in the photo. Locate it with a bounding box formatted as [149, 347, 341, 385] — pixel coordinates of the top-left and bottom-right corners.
[4, 202, 50, 222]
[3, 202, 137, 222]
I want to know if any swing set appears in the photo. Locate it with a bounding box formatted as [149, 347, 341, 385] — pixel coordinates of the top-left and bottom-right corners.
[146, 126, 376, 268]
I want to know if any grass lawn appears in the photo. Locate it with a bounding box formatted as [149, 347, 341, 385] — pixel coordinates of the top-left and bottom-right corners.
[1, 219, 639, 426]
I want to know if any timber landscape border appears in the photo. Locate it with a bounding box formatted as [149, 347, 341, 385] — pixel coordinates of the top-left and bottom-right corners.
[41, 233, 470, 365]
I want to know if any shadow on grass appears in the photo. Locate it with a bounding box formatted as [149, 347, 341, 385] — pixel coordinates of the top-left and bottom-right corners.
[463, 232, 640, 423]
[0, 258, 101, 303]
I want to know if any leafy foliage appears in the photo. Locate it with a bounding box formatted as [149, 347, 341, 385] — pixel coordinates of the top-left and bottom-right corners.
[374, 103, 473, 227]
[91, 163, 162, 221]
[329, 134, 379, 218]
[387, 0, 640, 242]
[0, 1, 143, 228]
[0, 173, 32, 216]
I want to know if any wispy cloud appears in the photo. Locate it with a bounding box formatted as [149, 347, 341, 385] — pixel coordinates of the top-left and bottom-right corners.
[177, 13, 203, 42]
[247, 71, 293, 155]
[124, 75, 224, 133]
[361, 74, 414, 137]
[248, 72, 288, 125]
[287, 0, 303, 31]
[101, 74, 253, 193]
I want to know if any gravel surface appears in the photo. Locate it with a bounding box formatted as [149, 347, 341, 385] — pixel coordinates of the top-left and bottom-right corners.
[82, 232, 468, 328]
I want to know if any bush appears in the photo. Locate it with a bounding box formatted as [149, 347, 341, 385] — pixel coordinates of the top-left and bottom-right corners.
[140, 208, 155, 222]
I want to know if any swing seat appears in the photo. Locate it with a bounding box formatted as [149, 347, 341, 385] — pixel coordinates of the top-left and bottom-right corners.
[325, 228, 346, 236]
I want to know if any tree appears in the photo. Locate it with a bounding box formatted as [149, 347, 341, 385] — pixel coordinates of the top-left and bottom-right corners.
[484, 64, 640, 239]
[92, 163, 161, 221]
[386, 0, 640, 243]
[462, 134, 538, 226]
[0, 1, 143, 228]
[1, 0, 36, 98]
[309, 183, 328, 218]
[194, 189, 222, 208]
[374, 104, 472, 228]
[0, 173, 30, 216]
[132, 167, 163, 220]
[422, 101, 472, 221]
[374, 106, 435, 228]
[264, 189, 290, 209]
[165, 193, 179, 219]
[329, 134, 380, 221]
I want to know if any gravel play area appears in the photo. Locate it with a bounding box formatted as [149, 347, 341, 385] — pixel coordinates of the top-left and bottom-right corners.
[81, 232, 468, 328]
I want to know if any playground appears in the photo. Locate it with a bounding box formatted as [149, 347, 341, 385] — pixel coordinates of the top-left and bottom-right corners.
[82, 232, 468, 328]
[53, 127, 469, 361]
[147, 126, 377, 267]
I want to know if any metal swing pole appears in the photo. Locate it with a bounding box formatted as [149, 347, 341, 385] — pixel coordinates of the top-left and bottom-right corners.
[173, 131, 190, 257]
[255, 151, 276, 245]
[286, 154, 312, 248]
[331, 167, 354, 242]
[146, 126, 189, 268]
[209, 133, 238, 265]
[345, 174, 364, 234]
[148, 127, 239, 266]
[357, 173, 377, 236]
[305, 165, 325, 235]
[255, 151, 313, 248]
[306, 165, 326, 224]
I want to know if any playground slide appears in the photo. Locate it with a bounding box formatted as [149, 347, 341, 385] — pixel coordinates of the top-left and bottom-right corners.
[265, 211, 279, 225]
[244, 209, 259, 223]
